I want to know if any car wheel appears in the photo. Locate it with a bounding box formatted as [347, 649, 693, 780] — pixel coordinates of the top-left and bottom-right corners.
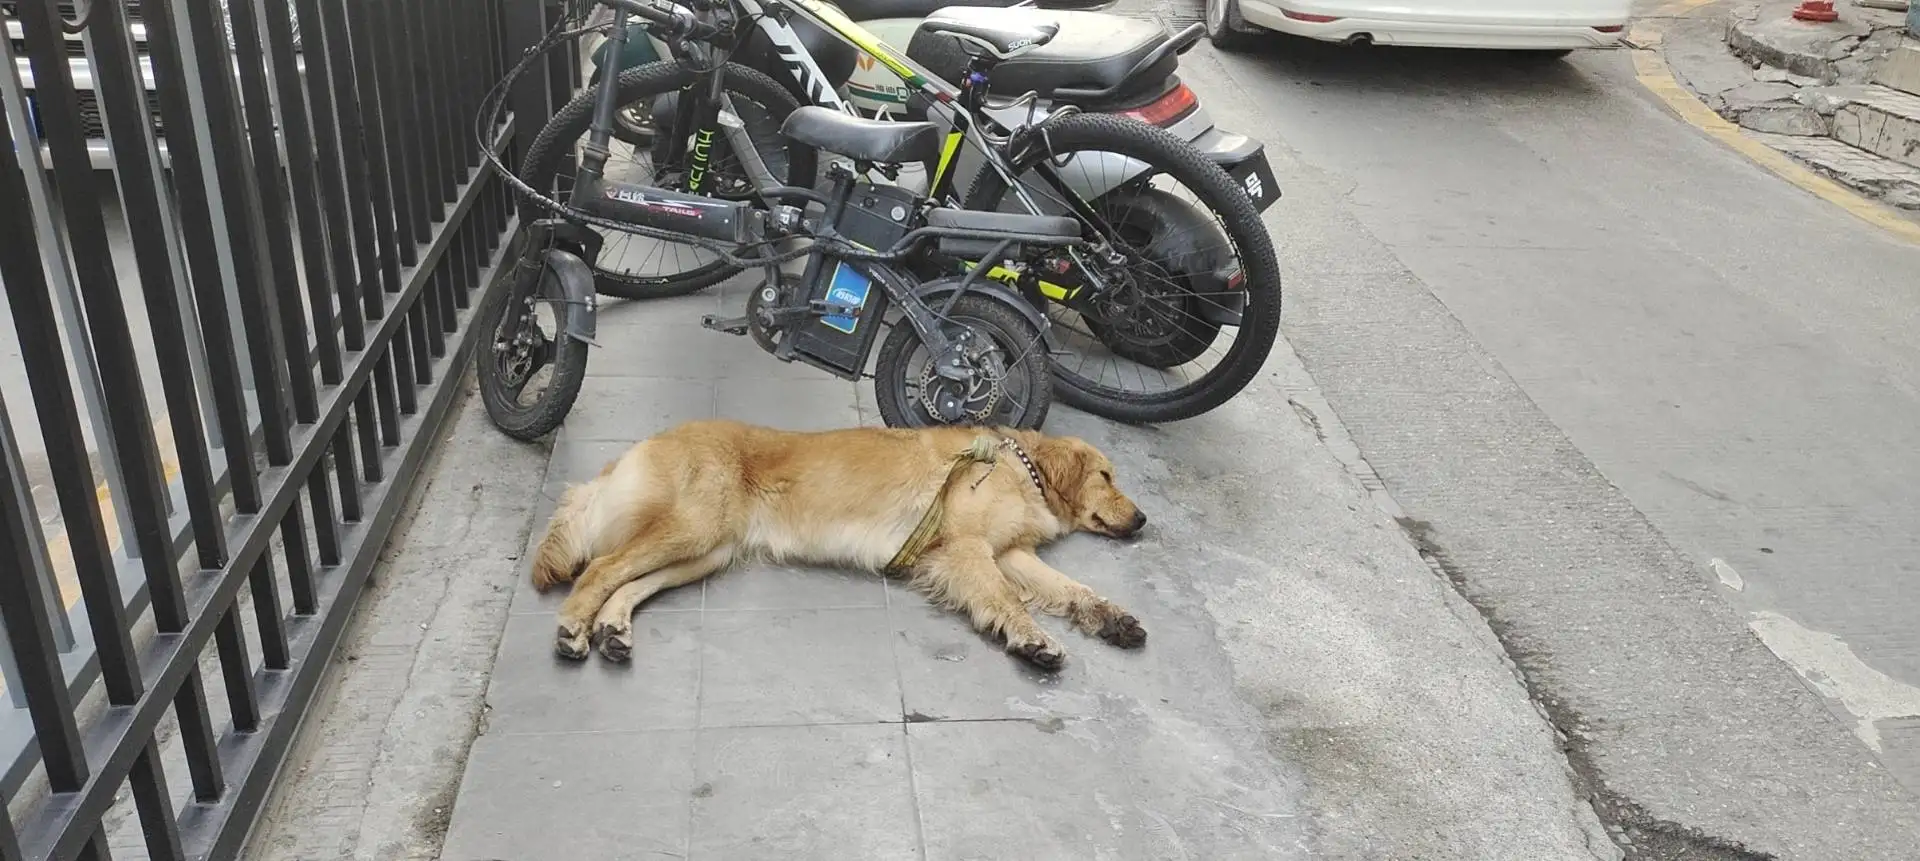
[1204, 0, 1261, 52]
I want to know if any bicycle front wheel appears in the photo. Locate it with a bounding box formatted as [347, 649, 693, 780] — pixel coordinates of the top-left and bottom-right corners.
[964, 113, 1281, 424]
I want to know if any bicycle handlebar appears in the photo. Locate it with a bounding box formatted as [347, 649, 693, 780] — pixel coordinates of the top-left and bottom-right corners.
[598, 0, 725, 41]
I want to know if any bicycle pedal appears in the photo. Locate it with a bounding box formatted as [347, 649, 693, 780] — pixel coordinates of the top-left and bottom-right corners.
[702, 314, 751, 336]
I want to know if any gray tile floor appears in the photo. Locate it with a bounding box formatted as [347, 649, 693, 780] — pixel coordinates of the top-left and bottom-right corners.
[440, 282, 1301, 860]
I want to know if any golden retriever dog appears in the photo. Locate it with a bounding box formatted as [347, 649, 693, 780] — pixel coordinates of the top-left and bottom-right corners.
[531, 419, 1148, 670]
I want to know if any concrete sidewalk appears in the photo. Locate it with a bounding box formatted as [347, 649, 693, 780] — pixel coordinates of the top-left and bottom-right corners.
[433, 278, 1613, 860]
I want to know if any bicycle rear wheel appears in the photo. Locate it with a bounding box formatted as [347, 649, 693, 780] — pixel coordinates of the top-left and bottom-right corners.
[520, 61, 816, 300]
[964, 113, 1281, 424]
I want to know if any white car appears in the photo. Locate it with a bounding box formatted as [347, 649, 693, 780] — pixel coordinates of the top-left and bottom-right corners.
[1203, 0, 1632, 57]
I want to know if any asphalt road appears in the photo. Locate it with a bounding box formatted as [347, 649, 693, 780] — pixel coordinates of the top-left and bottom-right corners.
[1173, 16, 1920, 858]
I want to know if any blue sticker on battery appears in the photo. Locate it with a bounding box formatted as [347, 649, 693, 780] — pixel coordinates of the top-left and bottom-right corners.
[821, 262, 872, 335]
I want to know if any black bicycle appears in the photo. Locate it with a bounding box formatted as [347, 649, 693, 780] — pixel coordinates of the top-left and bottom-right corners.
[513, 0, 1285, 425]
[474, 0, 1097, 438]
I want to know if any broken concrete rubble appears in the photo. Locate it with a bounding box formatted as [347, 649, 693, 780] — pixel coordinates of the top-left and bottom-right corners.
[1726, 1, 1912, 83]
[1665, 0, 1920, 209]
[1717, 80, 1833, 133]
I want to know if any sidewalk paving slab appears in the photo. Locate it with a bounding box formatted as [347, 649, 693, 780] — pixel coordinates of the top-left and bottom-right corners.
[438, 266, 1613, 860]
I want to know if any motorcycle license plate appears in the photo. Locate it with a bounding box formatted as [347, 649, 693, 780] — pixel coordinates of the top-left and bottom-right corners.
[1225, 149, 1280, 214]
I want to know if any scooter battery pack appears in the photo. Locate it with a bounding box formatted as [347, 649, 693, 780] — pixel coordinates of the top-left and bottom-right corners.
[788, 183, 918, 377]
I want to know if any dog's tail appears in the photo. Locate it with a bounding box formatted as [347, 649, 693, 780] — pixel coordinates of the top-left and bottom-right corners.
[531, 481, 600, 591]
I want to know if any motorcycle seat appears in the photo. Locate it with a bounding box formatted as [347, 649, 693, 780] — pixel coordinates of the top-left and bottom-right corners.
[906, 7, 1176, 104]
[832, 0, 1110, 22]
[918, 13, 1059, 60]
[779, 106, 944, 165]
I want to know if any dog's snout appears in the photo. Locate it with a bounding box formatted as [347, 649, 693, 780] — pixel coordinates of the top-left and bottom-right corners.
[1128, 511, 1148, 531]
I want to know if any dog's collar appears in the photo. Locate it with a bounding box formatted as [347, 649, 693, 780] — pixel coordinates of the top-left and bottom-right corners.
[966, 434, 1045, 498]
[1003, 436, 1046, 497]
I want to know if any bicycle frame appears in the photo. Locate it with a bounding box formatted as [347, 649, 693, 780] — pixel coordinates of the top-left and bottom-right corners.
[582, 0, 1174, 307]
[654, 0, 1157, 224]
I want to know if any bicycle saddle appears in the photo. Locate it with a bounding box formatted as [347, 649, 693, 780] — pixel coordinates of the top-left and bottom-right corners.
[918, 13, 1060, 61]
[779, 106, 944, 165]
[908, 7, 1175, 105]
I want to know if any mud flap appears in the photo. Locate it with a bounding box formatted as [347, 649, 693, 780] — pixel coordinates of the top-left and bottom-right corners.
[1191, 127, 1281, 213]
[540, 248, 601, 348]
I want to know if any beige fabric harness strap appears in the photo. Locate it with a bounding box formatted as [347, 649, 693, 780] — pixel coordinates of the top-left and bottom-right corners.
[884, 434, 1037, 575]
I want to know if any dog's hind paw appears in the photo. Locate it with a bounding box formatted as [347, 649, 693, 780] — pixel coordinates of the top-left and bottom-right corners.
[593, 623, 633, 662]
[1010, 641, 1067, 672]
[555, 625, 591, 661]
[1098, 614, 1147, 649]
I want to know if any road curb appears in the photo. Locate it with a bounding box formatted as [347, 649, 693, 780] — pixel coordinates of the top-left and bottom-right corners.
[1627, 0, 1920, 244]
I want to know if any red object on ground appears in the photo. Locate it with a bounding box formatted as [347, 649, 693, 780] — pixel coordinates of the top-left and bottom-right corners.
[1791, 0, 1838, 22]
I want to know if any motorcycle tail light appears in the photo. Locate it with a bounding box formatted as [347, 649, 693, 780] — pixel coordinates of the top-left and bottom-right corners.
[1121, 83, 1198, 128]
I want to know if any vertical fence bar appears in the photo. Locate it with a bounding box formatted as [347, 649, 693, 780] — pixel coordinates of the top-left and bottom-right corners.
[129, 745, 187, 861]
[392, 316, 422, 416]
[312, 0, 392, 500]
[446, 0, 482, 302]
[0, 393, 91, 796]
[316, 0, 387, 330]
[0, 422, 119, 861]
[405, 0, 449, 213]
[369, 0, 426, 257]
[251, 553, 292, 670]
[136, 0, 267, 513]
[86, 0, 229, 568]
[14, 0, 190, 627]
[0, 400, 73, 655]
[0, 95, 146, 708]
[293, 0, 368, 358]
[343, 0, 404, 307]
[505, 0, 551, 173]
[178, 0, 295, 466]
[213, 610, 260, 732]
[0, 36, 140, 558]
[291, 474, 326, 611]
[1, 804, 22, 861]
[262, 0, 346, 388]
[225, 0, 322, 428]
[331, 423, 363, 530]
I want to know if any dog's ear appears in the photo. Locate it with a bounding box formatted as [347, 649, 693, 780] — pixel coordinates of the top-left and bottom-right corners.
[1032, 436, 1093, 505]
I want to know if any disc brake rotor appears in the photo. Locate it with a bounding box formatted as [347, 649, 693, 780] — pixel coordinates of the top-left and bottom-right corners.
[917, 329, 1006, 423]
[496, 296, 554, 390]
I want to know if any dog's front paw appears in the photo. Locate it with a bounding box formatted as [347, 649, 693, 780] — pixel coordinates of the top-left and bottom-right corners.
[1010, 640, 1067, 672]
[593, 622, 633, 662]
[555, 624, 591, 661]
[1098, 614, 1147, 649]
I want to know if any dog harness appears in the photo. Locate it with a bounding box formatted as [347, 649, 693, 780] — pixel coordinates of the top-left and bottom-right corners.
[884, 433, 1045, 575]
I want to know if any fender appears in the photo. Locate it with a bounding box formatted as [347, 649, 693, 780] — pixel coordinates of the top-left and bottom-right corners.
[909, 276, 1063, 356]
[540, 248, 601, 347]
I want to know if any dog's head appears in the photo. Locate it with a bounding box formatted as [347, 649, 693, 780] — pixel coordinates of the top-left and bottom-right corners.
[1032, 436, 1147, 540]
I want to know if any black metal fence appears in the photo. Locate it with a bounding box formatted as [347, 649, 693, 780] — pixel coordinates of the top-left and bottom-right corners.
[0, 0, 549, 856]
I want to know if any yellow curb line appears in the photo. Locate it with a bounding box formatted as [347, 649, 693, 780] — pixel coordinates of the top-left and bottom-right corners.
[1627, 0, 1920, 245]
